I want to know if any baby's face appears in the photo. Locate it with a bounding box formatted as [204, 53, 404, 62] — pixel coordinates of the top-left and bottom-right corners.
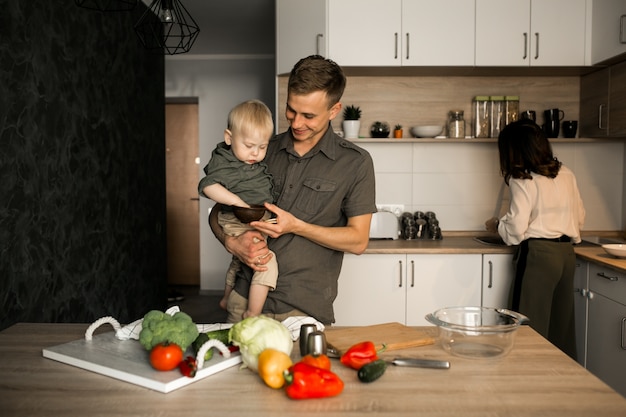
[225, 129, 270, 165]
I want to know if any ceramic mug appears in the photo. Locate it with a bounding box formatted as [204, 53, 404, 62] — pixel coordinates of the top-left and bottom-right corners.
[562, 120, 578, 138]
[543, 109, 565, 137]
[521, 110, 536, 122]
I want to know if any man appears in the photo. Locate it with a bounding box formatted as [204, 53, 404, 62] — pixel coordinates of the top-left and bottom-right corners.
[209, 55, 376, 324]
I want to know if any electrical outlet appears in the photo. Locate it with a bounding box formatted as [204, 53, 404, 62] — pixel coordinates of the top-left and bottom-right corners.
[376, 204, 405, 217]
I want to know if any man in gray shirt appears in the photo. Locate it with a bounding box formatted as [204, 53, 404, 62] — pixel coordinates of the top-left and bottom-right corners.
[209, 55, 376, 324]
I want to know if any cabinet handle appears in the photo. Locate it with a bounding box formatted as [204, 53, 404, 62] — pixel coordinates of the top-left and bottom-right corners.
[620, 15, 626, 44]
[394, 33, 398, 59]
[534, 33, 540, 60]
[598, 104, 605, 129]
[398, 260, 403, 287]
[597, 272, 618, 282]
[522, 32, 528, 59]
[316, 34, 323, 55]
[487, 260, 493, 288]
[410, 260, 415, 287]
[622, 318, 626, 349]
[405, 33, 410, 60]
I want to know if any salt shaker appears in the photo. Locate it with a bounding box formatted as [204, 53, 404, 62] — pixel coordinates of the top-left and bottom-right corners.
[306, 331, 327, 357]
[299, 323, 317, 356]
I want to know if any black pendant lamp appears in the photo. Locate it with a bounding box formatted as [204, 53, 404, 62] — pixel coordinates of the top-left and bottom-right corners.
[75, 0, 138, 12]
[134, 0, 200, 55]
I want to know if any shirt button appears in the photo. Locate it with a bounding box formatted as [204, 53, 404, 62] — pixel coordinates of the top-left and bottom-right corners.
[289, 184, 293, 188]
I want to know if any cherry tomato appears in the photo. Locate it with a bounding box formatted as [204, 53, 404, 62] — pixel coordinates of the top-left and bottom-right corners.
[149, 343, 183, 371]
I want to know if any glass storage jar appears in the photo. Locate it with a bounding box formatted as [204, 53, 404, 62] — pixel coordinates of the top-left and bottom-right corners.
[489, 95, 505, 138]
[448, 110, 465, 138]
[504, 95, 519, 126]
[472, 96, 490, 138]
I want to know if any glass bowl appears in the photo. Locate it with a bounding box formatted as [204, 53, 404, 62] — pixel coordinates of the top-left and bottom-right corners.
[425, 306, 529, 359]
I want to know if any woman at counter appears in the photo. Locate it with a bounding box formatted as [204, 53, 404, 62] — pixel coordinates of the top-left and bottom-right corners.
[486, 120, 585, 360]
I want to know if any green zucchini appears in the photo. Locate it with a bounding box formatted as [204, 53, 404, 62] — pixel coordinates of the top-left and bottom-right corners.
[357, 359, 388, 383]
[192, 329, 231, 361]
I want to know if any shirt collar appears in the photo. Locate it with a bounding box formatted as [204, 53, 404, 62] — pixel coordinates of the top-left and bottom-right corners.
[279, 123, 337, 160]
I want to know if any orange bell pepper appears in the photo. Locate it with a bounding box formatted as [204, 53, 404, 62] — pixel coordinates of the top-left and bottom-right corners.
[299, 353, 331, 370]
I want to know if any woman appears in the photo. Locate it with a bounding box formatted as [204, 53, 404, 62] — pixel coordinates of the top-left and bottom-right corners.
[485, 119, 585, 359]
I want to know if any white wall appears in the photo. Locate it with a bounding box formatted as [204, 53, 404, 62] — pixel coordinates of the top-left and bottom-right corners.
[359, 141, 624, 232]
[165, 57, 275, 291]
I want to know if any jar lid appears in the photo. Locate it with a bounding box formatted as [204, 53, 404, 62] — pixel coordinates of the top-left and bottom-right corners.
[490, 95, 505, 100]
[449, 110, 464, 115]
[504, 95, 520, 100]
[473, 95, 490, 101]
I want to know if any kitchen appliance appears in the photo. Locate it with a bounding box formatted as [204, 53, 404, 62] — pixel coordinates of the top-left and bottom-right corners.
[369, 211, 400, 240]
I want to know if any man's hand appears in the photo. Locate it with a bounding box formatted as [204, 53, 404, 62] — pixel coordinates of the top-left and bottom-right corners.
[225, 230, 273, 271]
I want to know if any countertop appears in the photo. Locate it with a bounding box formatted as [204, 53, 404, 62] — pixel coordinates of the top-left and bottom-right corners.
[365, 235, 626, 272]
[1, 323, 625, 416]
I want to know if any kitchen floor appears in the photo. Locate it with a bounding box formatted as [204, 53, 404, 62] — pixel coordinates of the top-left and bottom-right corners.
[167, 286, 228, 324]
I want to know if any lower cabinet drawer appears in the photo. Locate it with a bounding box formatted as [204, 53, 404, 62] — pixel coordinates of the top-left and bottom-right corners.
[589, 264, 626, 304]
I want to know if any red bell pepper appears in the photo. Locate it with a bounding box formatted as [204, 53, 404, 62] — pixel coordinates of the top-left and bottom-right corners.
[283, 362, 344, 400]
[340, 341, 386, 370]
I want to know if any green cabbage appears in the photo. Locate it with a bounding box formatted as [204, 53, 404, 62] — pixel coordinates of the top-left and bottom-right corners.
[228, 315, 293, 372]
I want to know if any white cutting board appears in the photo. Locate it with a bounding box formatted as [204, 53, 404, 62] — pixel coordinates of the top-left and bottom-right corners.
[42, 331, 241, 393]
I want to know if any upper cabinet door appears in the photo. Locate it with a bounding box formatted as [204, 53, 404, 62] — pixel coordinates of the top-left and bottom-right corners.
[589, 0, 626, 65]
[276, 0, 327, 74]
[476, 0, 586, 67]
[475, 0, 531, 66]
[328, 0, 402, 66]
[402, 0, 475, 66]
[530, 0, 586, 66]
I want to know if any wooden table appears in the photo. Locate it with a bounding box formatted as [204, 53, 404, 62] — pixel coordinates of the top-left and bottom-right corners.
[1, 323, 625, 416]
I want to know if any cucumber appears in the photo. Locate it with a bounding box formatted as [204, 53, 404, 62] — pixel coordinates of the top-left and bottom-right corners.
[192, 329, 231, 361]
[357, 359, 388, 383]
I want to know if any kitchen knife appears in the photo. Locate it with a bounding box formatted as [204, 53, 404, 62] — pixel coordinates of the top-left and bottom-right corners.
[389, 357, 450, 369]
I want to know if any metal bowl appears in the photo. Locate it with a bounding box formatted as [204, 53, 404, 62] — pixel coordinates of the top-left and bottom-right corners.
[231, 204, 266, 223]
[425, 306, 529, 359]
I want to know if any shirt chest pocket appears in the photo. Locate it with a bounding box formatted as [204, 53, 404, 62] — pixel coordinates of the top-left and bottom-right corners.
[296, 178, 337, 215]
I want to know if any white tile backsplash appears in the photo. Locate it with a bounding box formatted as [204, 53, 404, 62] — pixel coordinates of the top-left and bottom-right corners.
[360, 141, 624, 231]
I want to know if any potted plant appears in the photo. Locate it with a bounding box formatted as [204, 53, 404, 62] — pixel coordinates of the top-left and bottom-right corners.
[342, 105, 361, 139]
[370, 121, 390, 138]
[394, 124, 403, 138]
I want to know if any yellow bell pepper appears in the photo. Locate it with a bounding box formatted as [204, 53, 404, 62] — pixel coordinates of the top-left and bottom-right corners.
[257, 348, 293, 389]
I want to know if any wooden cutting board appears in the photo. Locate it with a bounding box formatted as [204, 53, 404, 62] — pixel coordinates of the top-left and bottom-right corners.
[324, 322, 436, 355]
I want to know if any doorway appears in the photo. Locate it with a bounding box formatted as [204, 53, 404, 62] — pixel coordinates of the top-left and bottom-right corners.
[165, 100, 200, 286]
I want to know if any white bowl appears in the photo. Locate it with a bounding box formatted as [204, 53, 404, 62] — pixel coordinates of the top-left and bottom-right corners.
[410, 125, 443, 138]
[602, 244, 626, 258]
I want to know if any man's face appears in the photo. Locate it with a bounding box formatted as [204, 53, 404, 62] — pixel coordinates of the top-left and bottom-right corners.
[285, 90, 341, 145]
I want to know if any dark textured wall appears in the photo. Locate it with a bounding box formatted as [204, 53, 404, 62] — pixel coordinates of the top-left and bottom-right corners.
[0, 1, 167, 330]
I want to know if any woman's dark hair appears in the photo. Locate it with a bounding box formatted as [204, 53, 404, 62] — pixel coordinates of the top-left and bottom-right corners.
[288, 55, 346, 109]
[497, 119, 561, 185]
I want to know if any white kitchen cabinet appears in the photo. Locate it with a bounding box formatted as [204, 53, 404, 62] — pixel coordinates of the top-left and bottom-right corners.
[277, 0, 475, 69]
[587, 0, 626, 65]
[334, 253, 481, 326]
[327, 0, 402, 66]
[573, 258, 589, 367]
[586, 263, 626, 397]
[481, 254, 514, 309]
[276, 0, 326, 74]
[400, 0, 476, 66]
[475, 0, 587, 67]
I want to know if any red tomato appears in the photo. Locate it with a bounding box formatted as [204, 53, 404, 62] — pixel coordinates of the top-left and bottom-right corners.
[149, 343, 183, 371]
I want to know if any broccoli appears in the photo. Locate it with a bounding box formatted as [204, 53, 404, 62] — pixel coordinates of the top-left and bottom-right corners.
[139, 310, 199, 351]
